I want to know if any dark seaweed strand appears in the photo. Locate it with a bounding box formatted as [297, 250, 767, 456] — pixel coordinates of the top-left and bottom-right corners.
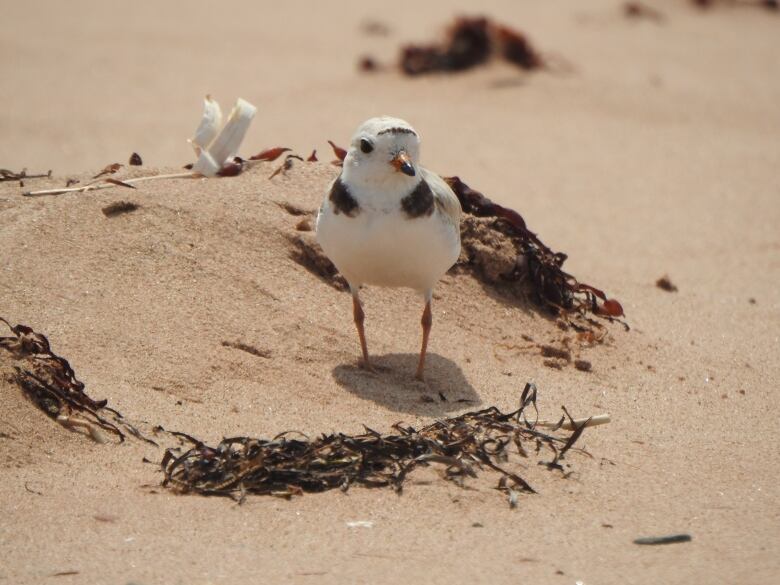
[0, 318, 155, 445]
[328, 176, 360, 217]
[400, 179, 434, 218]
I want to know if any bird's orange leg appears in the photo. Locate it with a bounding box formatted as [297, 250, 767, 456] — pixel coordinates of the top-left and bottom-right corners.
[352, 293, 372, 371]
[415, 300, 433, 381]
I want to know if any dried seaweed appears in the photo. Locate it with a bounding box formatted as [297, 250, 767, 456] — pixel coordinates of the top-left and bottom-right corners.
[162, 382, 591, 502]
[401, 17, 492, 75]
[249, 147, 291, 162]
[0, 318, 153, 444]
[327, 140, 347, 166]
[398, 16, 544, 76]
[493, 25, 544, 70]
[445, 177, 624, 324]
[92, 163, 122, 179]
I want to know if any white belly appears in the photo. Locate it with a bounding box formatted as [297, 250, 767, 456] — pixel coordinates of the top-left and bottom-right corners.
[316, 205, 460, 292]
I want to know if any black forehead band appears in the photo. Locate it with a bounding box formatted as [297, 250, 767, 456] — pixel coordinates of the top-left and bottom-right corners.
[377, 127, 417, 137]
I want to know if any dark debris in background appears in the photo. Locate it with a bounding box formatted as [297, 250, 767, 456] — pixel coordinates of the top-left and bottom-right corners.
[375, 16, 545, 76]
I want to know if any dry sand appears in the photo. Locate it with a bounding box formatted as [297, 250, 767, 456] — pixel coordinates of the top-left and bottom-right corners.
[1, 1, 779, 584]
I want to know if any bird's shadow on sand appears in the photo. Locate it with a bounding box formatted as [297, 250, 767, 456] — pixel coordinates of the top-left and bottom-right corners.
[332, 353, 481, 415]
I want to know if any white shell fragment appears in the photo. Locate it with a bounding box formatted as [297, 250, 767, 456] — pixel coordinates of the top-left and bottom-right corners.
[191, 96, 257, 177]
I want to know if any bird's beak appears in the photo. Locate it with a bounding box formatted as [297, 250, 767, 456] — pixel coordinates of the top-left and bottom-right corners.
[390, 151, 416, 177]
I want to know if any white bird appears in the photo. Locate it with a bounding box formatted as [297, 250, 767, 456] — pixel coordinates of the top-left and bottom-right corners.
[316, 116, 462, 380]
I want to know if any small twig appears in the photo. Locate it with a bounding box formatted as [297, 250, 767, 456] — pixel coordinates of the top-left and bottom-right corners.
[22, 172, 197, 197]
[535, 414, 611, 430]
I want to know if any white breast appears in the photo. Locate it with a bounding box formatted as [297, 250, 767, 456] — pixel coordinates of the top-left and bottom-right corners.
[316, 183, 460, 293]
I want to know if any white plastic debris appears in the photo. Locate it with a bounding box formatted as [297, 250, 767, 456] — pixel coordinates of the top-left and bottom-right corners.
[346, 520, 374, 528]
[190, 96, 257, 177]
[190, 95, 222, 155]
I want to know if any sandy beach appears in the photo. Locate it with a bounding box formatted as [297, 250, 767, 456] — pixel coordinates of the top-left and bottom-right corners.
[1, 1, 779, 584]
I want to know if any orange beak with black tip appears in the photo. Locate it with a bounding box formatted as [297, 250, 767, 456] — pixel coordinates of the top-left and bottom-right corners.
[390, 151, 416, 177]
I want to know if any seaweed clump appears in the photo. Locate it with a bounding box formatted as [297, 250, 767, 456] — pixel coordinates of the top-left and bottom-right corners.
[446, 177, 624, 324]
[399, 16, 544, 76]
[0, 317, 151, 444]
[162, 383, 591, 504]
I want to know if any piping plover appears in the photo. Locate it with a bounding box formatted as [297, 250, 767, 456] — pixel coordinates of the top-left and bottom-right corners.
[316, 116, 462, 380]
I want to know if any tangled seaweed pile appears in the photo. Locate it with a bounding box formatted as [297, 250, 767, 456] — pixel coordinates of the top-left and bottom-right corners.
[0, 318, 150, 444]
[446, 177, 624, 324]
[161, 383, 590, 503]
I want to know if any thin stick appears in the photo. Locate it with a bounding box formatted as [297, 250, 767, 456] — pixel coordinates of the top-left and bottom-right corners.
[22, 172, 197, 197]
[1, 169, 52, 182]
[535, 414, 611, 430]
[22, 155, 287, 197]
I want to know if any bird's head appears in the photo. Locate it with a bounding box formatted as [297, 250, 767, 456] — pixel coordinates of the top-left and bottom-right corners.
[341, 116, 421, 192]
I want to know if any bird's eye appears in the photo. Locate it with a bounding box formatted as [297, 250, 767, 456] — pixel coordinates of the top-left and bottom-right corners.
[360, 139, 374, 154]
